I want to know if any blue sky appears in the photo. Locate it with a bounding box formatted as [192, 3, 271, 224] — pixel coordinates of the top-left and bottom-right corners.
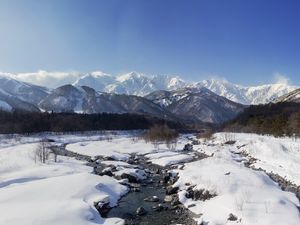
[0, 0, 300, 85]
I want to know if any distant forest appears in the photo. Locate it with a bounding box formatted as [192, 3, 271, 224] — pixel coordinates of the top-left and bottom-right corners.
[224, 102, 300, 136]
[0, 111, 187, 134]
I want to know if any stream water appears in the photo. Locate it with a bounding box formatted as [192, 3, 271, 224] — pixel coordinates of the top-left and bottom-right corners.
[105, 155, 198, 225]
[52, 144, 199, 225]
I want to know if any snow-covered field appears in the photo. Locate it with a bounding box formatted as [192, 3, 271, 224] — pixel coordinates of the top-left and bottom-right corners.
[0, 141, 127, 225]
[1, 132, 300, 225]
[175, 132, 300, 225]
[66, 135, 187, 159]
[218, 133, 300, 186]
[0, 132, 191, 225]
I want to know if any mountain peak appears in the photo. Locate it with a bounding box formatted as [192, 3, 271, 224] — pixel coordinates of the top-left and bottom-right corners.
[116, 72, 145, 82]
[89, 71, 112, 78]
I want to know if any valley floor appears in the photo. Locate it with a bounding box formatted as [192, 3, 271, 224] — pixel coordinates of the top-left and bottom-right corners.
[0, 132, 299, 225]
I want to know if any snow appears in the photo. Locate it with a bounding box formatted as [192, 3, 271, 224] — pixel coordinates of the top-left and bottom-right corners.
[74, 71, 188, 96]
[101, 160, 134, 168]
[0, 142, 127, 225]
[275, 88, 300, 103]
[2, 132, 300, 225]
[0, 100, 12, 111]
[146, 151, 194, 166]
[53, 96, 68, 105]
[146, 151, 180, 159]
[195, 78, 297, 105]
[212, 132, 300, 185]
[114, 168, 147, 181]
[175, 132, 300, 225]
[100, 160, 147, 181]
[2, 72, 298, 106]
[0, 131, 130, 149]
[175, 155, 300, 225]
[66, 135, 187, 160]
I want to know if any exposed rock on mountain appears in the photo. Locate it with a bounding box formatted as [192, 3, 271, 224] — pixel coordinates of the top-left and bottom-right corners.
[0, 89, 40, 112]
[0, 74, 49, 112]
[0, 74, 49, 105]
[39, 85, 172, 119]
[146, 87, 245, 124]
[3, 71, 298, 105]
[274, 88, 300, 103]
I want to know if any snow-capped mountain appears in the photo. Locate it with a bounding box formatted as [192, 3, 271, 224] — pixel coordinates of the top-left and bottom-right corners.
[73, 71, 187, 96]
[39, 85, 173, 118]
[2, 70, 297, 105]
[73, 71, 115, 91]
[146, 87, 245, 124]
[0, 88, 40, 112]
[194, 79, 297, 105]
[39, 85, 244, 124]
[0, 74, 50, 112]
[274, 88, 300, 103]
[74, 73, 297, 104]
[0, 73, 49, 105]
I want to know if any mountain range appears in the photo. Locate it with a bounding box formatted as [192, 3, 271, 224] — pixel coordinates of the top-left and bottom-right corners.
[6, 71, 297, 105]
[0, 72, 298, 124]
[73, 72, 298, 105]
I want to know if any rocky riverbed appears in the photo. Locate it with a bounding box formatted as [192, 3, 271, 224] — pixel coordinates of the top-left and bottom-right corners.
[51, 143, 204, 224]
[101, 154, 198, 225]
[49, 134, 300, 225]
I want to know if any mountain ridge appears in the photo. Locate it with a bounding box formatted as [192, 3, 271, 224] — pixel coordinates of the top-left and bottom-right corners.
[0, 72, 298, 125]
[2, 71, 297, 105]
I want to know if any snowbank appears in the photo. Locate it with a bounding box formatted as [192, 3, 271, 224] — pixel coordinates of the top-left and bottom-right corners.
[0, 143, 127, 225]
[146, 151, 194, 166]
[179, 132, 300, 225]
[212, 133, 300, 185]
[66, 135, 187, 159]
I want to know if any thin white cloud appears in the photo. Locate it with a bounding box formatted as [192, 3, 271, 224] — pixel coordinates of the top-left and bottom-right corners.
[273, 72, 291, 85]
[13, 70, 82, 88]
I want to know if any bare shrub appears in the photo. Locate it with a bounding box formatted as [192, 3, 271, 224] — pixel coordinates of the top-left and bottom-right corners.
[222, 133, 236, 143]
[143, 124, 179, 150]
[197, 129, 214, 141]
[35, 139, 51, 163]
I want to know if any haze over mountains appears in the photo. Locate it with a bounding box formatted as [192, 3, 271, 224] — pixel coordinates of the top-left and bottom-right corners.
[0, 71, 298, 124]
[4, 71, 298, 105]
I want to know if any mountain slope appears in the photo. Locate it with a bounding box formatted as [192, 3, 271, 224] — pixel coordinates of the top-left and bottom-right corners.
[193, 79, 297, 105]
[0, 74, 49, 112]
[274, 88, 300, 103]
[73, 71, 115, 91]
[75, 75, 298, 105]
[39, 85, 172, 119]
[0, 89, 40, 112]
[0, 74, 49, 105]
[146, 87, 245, 124]
[225, 101, 300, 136]
[3, 71, 298, 105]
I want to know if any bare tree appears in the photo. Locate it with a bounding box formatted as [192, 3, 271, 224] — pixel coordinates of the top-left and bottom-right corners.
[143, 124, 179, 150]
[35, 139, 51, 163]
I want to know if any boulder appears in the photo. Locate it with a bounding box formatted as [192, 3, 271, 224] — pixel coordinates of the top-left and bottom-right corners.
[166, 186, 179, 195]
[136, 207, 147, 216]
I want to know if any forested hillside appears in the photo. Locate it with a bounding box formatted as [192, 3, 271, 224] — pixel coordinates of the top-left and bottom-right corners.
[224, 102, 300, 136]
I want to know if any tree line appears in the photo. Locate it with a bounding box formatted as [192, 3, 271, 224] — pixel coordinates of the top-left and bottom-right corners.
[0, 110, 185, 134]
[223, 102, 300, 137]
